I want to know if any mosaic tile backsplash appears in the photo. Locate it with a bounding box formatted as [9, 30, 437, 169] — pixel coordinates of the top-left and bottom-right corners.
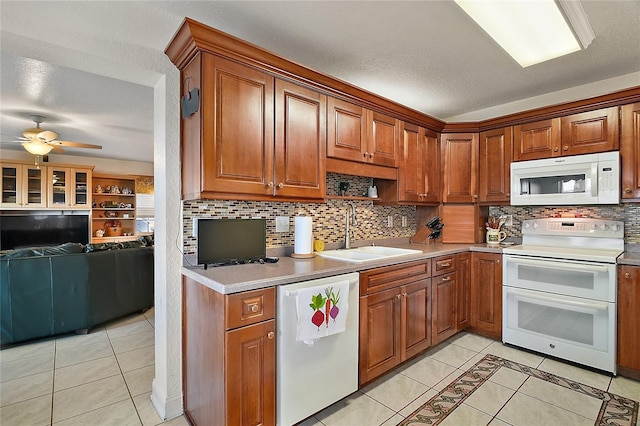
[182, 173, 640, 254]
[489, 204, 640, 245]
[183, 173, 416, 255]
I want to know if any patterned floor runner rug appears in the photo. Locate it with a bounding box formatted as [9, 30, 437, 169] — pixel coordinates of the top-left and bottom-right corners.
[399, 354, 639, 426]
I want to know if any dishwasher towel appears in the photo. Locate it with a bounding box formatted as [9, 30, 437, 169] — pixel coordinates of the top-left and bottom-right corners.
[295, 280, 350, 342]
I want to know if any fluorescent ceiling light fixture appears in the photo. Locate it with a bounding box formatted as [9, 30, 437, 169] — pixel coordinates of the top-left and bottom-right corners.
[455, 0, 595, 67]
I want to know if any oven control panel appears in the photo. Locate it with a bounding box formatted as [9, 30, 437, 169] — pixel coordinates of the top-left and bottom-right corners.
[522, 218, 624, 239]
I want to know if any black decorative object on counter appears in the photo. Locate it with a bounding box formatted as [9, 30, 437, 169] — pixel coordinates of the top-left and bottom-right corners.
[426, 216, 444, 240]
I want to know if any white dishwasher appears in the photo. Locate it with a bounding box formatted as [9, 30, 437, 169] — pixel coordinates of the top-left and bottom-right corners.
[277, 272, 359, 426]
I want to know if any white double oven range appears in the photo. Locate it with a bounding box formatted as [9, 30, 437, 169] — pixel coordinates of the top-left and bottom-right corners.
[502, 218, 624, 374]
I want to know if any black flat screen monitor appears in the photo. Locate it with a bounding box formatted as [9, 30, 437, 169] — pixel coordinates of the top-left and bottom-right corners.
[197, 218, 266, 266]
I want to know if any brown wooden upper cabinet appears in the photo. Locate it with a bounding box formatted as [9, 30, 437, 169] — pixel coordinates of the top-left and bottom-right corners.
[513, 118, 561, 161]
[621, 102, 640, 200]
[397, 122, 440, 204]
[181, 53, 325, 201]
[514, 107, 619, 161]
[560, 107, 619, 156]
[479, 127, 512, 203]
[327, 97, 399, 167]
[441, 133, 479, 203]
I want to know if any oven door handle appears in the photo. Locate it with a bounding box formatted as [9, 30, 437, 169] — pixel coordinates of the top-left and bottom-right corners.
[506, 257, 610, 273]
[507, 287, 609, 311]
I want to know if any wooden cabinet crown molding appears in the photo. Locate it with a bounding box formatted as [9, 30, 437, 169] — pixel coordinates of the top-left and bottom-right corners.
[165, 18, 445, 132]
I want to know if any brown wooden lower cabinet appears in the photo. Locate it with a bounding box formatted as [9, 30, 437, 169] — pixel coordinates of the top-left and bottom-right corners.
[469, 252, 502, 340]
[617, 264, 640, 380]
[182, 276, 276, 426]
[456, 252, 471, 331]
[432, 271, 457, 345]
[359, 261, 431, 385]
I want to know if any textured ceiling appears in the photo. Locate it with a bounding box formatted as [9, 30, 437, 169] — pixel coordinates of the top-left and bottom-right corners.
[1, 1, 639, 164]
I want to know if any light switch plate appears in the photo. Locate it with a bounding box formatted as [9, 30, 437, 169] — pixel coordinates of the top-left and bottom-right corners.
[275, 216, 290, 232]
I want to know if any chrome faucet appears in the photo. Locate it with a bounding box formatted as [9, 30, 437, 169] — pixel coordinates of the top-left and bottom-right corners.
[345, 204, 358, 249]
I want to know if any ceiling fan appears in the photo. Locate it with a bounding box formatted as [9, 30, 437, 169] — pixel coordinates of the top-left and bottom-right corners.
[15, 115, 102, 155]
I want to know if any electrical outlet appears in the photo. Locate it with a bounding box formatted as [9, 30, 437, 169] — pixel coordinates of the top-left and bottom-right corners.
[387, 216, 393, 227]
[402, 216, 407, 227]
[275, 216, 290, 232]
[504, 215, 513, 227]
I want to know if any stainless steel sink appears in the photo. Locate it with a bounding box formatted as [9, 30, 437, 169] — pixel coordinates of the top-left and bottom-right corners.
[315, 246, 422, 263]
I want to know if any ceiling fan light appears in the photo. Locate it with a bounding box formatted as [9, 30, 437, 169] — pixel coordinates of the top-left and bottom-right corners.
[22, 141, 54, 155]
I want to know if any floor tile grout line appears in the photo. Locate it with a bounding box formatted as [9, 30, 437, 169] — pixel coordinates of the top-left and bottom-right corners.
[106, 317, 146, 426]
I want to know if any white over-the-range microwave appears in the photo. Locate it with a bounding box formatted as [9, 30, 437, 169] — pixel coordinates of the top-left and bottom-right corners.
[510, 151, 620, 205]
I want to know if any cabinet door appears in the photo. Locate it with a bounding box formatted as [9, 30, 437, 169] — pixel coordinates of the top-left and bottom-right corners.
[432, 272, 457, 345]
[401, 279, 432, 360]
[370, 111, 399, 167]
[561, 107, 619, 156]
[422, 129, 441, 203]
[441, 133, 478, 203]
[456, 252, 471, 331]
[327, 97, 368, 163]
[397, 122, 421, 203]
[513, 118, 561, 161]
[48, 167, 71, 208]
[72, 168, 92, 208]
[479, 127, 512, 203]
[359, 287, 401, 384]
[1, 164, 22, 207]
[621, 102, 640, 200]
[226, 319, 276, 426]
[202, 55, 274, 196]
[618, 265, 640, 376]
[470, 252, 502, 340]
[274, 80, 326, 199]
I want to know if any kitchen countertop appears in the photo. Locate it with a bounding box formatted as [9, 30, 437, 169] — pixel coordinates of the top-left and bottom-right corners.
[618, 251, 640, 267]
[182, 240, 504, 294]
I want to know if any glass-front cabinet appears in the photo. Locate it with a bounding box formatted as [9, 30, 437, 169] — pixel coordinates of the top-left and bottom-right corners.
[47, 167, 92, 209]
[0, 163, 47, 208]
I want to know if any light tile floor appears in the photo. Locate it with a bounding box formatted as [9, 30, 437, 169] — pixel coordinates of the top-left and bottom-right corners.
[0, 308, 188, 426]
[302, 332, 640, 426]
[2, 314, 640, 426]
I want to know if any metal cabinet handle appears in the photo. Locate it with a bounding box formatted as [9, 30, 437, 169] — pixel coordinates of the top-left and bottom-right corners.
[396, 294, 401, 299]
[369, 153, 374, 158]
[563, 145, 569, 151]
[440, 263, 451, 268]
[624, 187, 632, 194]
[441, 276, 451, 282]
[267, 332, 274, 340]
[625, 272, 632, 279]
[278, 182, 284, 189]
[554, 147, 559, 152]
[364, 151, 369, 158]
[249, 303, 260, 313]
[267, 182, 274, 188]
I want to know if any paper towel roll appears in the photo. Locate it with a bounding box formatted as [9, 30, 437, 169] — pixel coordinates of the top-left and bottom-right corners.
[294, 216, 313, 254]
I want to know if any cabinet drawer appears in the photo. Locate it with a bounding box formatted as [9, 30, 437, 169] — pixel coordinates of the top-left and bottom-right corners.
[360, 260, 431, 295]
[432, 255, 456, 276]
[433, 271, 456, 286]
[225, 287, 275, 330]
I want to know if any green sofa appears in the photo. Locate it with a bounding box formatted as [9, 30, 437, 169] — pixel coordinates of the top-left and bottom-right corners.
[0, 241, 154, 345]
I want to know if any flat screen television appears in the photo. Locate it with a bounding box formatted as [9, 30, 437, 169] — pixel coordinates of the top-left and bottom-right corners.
[0, 214, 90, 250]
[197, 218, 266, 266]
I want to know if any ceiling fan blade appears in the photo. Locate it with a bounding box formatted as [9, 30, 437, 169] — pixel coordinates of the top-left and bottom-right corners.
[17, 136, 31, 141]
[50, 140, 102, 149]
[51, 145, 65, 154]
[38, 130, 59, 142]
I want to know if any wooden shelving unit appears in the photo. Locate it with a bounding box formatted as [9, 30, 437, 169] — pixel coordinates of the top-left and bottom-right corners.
[91, 174, 137, 243]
